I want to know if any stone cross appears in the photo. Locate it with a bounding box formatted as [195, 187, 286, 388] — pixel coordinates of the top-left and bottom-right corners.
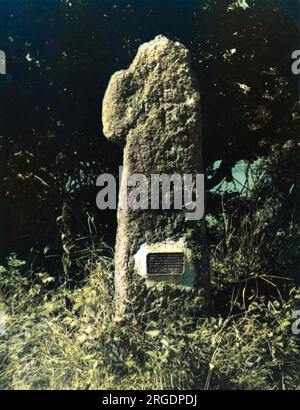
[102, 35, 210, 316]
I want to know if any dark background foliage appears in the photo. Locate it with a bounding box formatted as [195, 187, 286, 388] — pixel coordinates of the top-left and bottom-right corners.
[0, 0, 299, 280]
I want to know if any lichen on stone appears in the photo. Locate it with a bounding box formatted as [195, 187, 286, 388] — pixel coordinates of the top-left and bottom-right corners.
[102, 35, 210, 316]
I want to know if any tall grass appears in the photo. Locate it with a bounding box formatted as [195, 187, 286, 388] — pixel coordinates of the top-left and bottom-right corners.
[0, 249, 299, 390]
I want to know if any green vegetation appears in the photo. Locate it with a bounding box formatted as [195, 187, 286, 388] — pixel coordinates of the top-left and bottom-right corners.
[1, 172, 299, 390]
[0, 0, 299, 390]
[0, 254, 299, 390]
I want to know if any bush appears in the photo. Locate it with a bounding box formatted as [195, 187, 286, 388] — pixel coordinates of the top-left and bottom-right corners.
[0, 253, 299, 390]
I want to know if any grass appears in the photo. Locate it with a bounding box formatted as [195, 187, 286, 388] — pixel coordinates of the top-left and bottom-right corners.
[0, 251, 299, 390]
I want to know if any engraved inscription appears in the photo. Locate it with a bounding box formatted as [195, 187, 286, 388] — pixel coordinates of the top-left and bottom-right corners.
[147, 252, 184, 276]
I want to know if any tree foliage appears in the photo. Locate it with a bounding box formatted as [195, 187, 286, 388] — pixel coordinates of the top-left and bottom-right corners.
[0, 0, 299, 276]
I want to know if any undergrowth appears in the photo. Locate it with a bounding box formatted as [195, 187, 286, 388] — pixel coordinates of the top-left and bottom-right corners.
[0, 252, 299, 390]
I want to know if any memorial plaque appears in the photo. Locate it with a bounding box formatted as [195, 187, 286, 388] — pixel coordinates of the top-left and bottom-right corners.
[147, 252, 184, 276]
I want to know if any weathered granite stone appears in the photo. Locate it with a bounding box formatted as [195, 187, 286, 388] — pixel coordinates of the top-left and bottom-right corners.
[102, 35, 210, 316]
